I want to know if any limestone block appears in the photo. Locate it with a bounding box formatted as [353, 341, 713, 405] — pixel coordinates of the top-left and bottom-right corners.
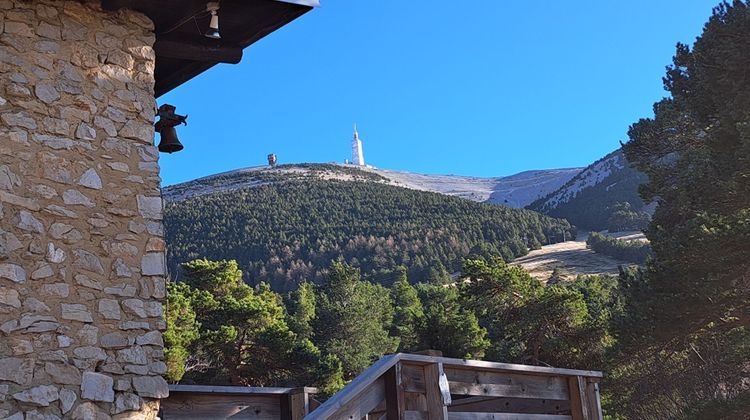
[108, 162, 129, 172]
[30, 184, 59, 199]
[58, 335, 73, 348]
[59, 388, 76, 414]
[98, 299, 121, 320]
[112, 259, 132, 278]
[77, 325, 99, 346]
[33, 134, 75, 150]
[45, 362, 82, 385]
[0, 286, 21, 308]
[131, 376, 168, 399]
[34, 82, 60, 104]
[1, 111, 37, 129]
[44, 205, 78, 218]
[63, 189, 95, 207]
[78, 168, 102, 190]
[100, 332, 130, 349]
[42, 283, 69, 298]
[0, 165, 20, 190]
[75, 274, 103, 291]
[0, 358, 34, 385]
[0, 229, 23, 257]
[61, 303, 93, 322]
[71, 401, 111, 420]
[73, 347, 107, 364]
[116, 346, 147, 365]
[148, 361, 167, 375]
[114, 379, 130, 392]
[104, 284, 136, 297]
[17, 210, 44, 233]
[119, 321, 149, 330]
[10, 339, 32, 355]
[0, 263, 26, 283]
[73, 249, 104, 274]
[75, 122, 96, 140]
[12, 385, 59, 406]
[30, 263, 53, 280]
[81, 372, 114, 402]
[135, 195, 162, 220]
[140, 253, 164, 276]
[23, 297, 50, 312]
[42, 117, 71, 135]
[46, 243, 65, 263]
[36, 21, 61, 40]
[113, 392, 142, 414]
[135, 331, 163, 347]
[119, 120, 152, 143]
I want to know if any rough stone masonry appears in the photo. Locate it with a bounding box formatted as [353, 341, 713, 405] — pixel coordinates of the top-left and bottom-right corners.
[0, 1, 168, 418]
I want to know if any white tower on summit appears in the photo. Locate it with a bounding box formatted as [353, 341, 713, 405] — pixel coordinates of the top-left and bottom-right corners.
[352, 124, 365, 166]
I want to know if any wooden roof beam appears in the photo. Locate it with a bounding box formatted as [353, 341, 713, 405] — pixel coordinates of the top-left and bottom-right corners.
[154, 38, 243, 64]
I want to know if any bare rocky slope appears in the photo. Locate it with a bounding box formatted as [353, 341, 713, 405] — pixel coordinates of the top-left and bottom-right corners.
[527, 149, 650, 229]
[163, 163, 583, 208]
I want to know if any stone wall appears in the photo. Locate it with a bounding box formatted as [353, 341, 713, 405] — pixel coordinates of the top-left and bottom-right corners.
[0, 1, 167, 418]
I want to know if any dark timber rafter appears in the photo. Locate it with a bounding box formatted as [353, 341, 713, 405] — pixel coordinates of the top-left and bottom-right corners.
[153, 37, 243, 64]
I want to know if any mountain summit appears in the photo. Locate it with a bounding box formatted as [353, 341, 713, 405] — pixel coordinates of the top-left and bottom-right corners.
[163, 163, 582, 208]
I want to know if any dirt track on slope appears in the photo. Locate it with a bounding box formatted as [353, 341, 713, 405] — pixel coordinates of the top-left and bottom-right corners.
[511, 232, 641, 282]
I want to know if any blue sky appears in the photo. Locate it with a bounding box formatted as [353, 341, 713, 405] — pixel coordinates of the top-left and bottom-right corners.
[159, 0, 717, 186]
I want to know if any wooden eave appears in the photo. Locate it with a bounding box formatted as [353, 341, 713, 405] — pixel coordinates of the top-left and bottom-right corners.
[101, 0, 317, 97]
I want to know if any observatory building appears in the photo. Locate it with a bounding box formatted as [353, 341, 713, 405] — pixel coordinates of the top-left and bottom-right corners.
[352, 124, 365, 166]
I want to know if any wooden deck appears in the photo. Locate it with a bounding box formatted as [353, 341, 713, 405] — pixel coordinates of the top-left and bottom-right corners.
[160, 353, 603, 419]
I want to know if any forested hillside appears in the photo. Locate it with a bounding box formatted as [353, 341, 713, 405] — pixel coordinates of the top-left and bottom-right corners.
[164, 177, 575, 291]
[528, 149, 649, 230]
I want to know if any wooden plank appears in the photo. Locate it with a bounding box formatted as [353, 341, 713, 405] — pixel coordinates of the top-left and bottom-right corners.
[424, 363, 449, 420]
[161, 393, 282, 419]
[448, 396, 570, 415]
[567, 377, 590, 420]
[398, 354, 602, 379]
[585, 380, 602, 420]
[336, 376, 386, 419]
[448, 413, 572, 420]
[401, 363, 427, 393]
[445, 368, 569, 401]
[281, 390, 309, 420]
[405, 392, 427, 412]
[168, 384, 316, 395]
[385, 364, 405, 420]
[590, 381, 602, 420]
[404, 411, 428, 420]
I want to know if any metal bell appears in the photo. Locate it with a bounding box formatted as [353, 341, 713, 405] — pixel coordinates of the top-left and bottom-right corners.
[157, 126, 184, 154]
[154, 104, 187, 154]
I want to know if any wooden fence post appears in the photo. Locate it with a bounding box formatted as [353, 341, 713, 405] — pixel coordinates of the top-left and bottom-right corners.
[384, 364, 405, 420]
[569, 375, 595, 420]
[424, 363, 449, 420]
[281, 388, 310, 420]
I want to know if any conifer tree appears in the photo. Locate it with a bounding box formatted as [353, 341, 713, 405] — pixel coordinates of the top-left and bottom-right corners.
[389, 269, 424, 352]
[313, 262, 399, 379]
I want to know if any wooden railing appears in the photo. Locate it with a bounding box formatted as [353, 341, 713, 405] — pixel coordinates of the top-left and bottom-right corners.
[161, 384, 319, 419]
[159, 354, 603, 419]
[305, 353, 603, 420]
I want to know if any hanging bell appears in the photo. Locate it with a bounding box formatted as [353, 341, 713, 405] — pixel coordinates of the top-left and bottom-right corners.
[154, 104, 188, 154]
[157, 126, 184, 153]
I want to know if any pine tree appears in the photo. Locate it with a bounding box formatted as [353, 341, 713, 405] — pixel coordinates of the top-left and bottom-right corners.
[614, 2, 750, 416]
[415, 284, 489, 359]
[389, 269, 424, 352]
[313, 263, 399, 379]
